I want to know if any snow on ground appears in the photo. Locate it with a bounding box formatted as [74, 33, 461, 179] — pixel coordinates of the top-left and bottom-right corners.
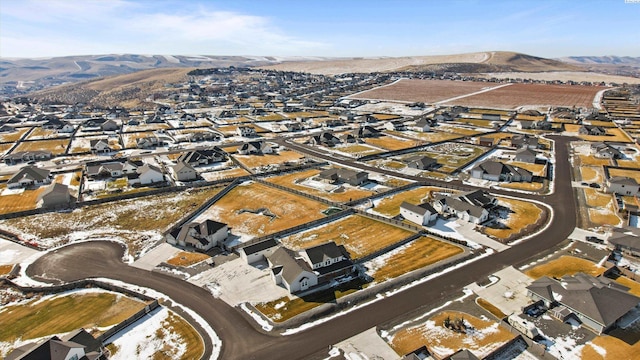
[107, 307, 187, 360]
[539, 333, 585, 360]
[239, 303, 273, 331]
[588, 342, 607, 357]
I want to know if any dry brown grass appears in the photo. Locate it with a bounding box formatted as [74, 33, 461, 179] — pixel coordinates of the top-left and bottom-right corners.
[483, 197, 543, 241]
[0, 128, 30, 143]
[476, 298, 507, 319]
[525, 255, 605, 279]
[202, 167, 250, 181]
[0, 264, 14, 275]
[616, 159, 640, 169]
[507, 161, 546, 177]
[334, 144, 382, 156]
[364, 136, 413, 151]
[578, 155, 611, 166]
[580, 335, 640, 360]
[588, 204, 623, 227]
[615, 276, 640, 297]
[266, 168, 374, 202]
[498, 182, 544, 191]
[608, 168, 640, 184]
[233, 150, 305, 169]
[200, 182, 328, 238]
[0, 187, 46, 215]
[280, 215, 414, 259]
[581, 167, 602, 182]
[26, 128, 60, 140]
[373, 186, 452, 217]
[390, 311, 516, 358]
[580, 128, 633, 143]
[155, 311, 205, 360]
[369, 237, 463, 281]
[166, 251, 210, 267]
[584, 188, 613, 207]
[391, 130, 462, 143]
[13, 139, 70, 155]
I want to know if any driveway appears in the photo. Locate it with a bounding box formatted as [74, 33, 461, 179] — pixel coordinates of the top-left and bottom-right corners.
[0, 238, 39, 265]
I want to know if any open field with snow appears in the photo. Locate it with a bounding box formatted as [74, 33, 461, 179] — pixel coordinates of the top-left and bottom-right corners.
[524, 255, 605, 279]
[195, 182, 328, 241]
[350, 79, 493, 103]
[166, 251, 210, 267]
[0, 186, 224, 256]
[266, 168, 375, 202]
[279, 214, 413, 259]
[397, 142, 489, 173]
[0, 289, 148, 358]
[389, 310, 516, 358]
[13, 138, 69, 155]
[0, 184, 46, 215]
[0, 128, 30, 143]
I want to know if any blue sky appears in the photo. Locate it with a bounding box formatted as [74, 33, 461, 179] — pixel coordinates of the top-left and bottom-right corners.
[1, 0, 638, 58]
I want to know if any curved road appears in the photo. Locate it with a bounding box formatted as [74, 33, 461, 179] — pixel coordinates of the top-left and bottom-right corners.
[27, 136, 578, 359]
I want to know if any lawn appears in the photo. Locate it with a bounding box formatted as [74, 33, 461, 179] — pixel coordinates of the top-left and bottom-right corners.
[166, 251, 210, 267]
[588, 203, 623, 227]
[200, 167, 250, 181]
[483, 197, 544, 241]
[13, 139, 70, 155]
[507, 161, 546, 177]
[0, 186, 46, 215]
[616, 159, 640, 169]
[0, 264, 13, 276]
[581, 167, 603, 183]
[580, 335, 640, 360]
[608, 168, 640, 184]
[0, 185, 224, 255]
[233, 150, 305, 169]
[580, 128, 632, 143]
[155, 311, 204, 360]
[498, 182, 544, 192]
[524, 255, 605, 279]
[476, 297, 506, 319]
[266, 168, 374, 202]
[0, 291, 147, 343]
[389, 130, 462, 143]
[578, 155, 611, 167]
[334, 144, 383, 156]
[614, 276, 640, 297]
[0, 128, 30, 143]
[364, 136, 414, 151]
[368, 236, 463, 281]
[390, 311, 516, 359]
[584, 188, 613, 207]
[279, 214, 414, 259]
[372, 186, 450, 217]
[196, 182, 328, 239]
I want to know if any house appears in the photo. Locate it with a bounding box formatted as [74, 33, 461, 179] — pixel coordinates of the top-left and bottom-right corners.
[89, 139, 112, 154]
[317, 168, 369, 186]
[267, 247, 318, 293]
[7, 166, 51, 189]
[591, 142, 624, 159]
[434, 112, 454, 122]
[236, 126, 257, 137]
[352, 125, 381, 138]
[134, 164, 165, 185]
[608, 230, 640, 256]
[310, 132, 341, 146]
[579, 125, 606, 136]
[237, 141, 273, 155]
[280, 122, 304, 132]
[301, 242, 355, 283]
[37, 183, 71, 209]
[136, 136, 162, 149]
[431, 190, 496, 224]
[2, 151, 52, 165]
[100, 119, 119, 132]
[510, 134, 539, 149]
[384, 120, 407, 131]
[166, 220, 229, 251]
[405, 155, 438, 170]
[413, 118, 433, 132]
[471, 161, 533, 183]
[526, 273, 640, 334]
[513, 148, 537, 163]
[6, 328, 104, 360]
[400, 201, 438, 226]
[171, 161, 198, 182]
[605, 176, 640, 196]
[239, 238, 279, 264]
[177, 149, 226, 167]
[188, 131, 221, 142]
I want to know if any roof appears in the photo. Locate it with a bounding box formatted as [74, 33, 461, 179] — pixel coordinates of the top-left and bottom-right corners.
[170, 220, 227, 246]
[527, 273, 640, 328]
[608, 176, 639, 186]
[241, 238, 279, 255]
[62, 328, 102, 354]
[177, 149, 225, 164]
[608, 233, 640, 251]
[172, 161, 196, 173]
[401, 201, 437, 216]
[8, 166, 50, 184]
[7, 336, 85, 360]
[304, 242, 350, 265]
[37, 183, 69, 201]
[448, 349, 480, 360]
[268, 247, 314, 284]
[459, 190, 495, 208]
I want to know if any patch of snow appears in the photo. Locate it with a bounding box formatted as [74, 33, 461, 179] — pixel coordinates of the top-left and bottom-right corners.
[551, 291, 563, 302]
[239, 303, 273, 331]
[589, 342, 607, 357]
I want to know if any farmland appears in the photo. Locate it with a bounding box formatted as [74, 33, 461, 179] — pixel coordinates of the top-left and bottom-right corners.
[350, 79, 493, 103]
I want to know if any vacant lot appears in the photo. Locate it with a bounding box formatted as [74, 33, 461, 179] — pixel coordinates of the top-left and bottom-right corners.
[579, 128, 633, 143]
[196, 182, 328, 239]
[578, 155, 611, 167]
[0, 128, 30, 143]
[13, 139, 70, 155]
[0, 186, 46, 215]
[399, 143, 488, 173]
[233, 150, 305, 169]
[373, 186, 453, 217]
[351, 79, 492, 103]
[444, 83, 603, 109]
[0, 186, 224, 255]
[0, 290, 146, 344]
[368, 236, 463, 281]
[499, 182, 545, 192]
[525, 255, 605, 279]
[388, 130, 462, 143]
[580, 335, 640, 360]
[334, 144, 383, 156]
[364, 135, 413, 151]
[280, 215, 414, 259]
[581, 167, 603, 183]
[266, 168, 374, 202]
[390, 311, 516, 358]
[483, 197, 544, 241]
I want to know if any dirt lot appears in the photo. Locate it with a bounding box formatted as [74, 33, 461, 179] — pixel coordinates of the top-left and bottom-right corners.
[349, 79, 493, 103]
[444, 83, 604, 109]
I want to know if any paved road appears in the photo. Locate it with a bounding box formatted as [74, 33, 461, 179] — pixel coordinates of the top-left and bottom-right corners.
[26, 136, 578, 359]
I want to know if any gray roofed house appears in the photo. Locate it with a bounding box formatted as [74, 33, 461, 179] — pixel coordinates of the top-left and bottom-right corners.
[166, 219, 228, 251]
[447, 349, 480, 360]
[237, 141, 273, 155]
[6, 329, 104, 360]
[513, 148, 537, 163]
[605, 176, 640, 196]
[400, 201, 438, 226]
[317, 168, 369, 186]
[405, 155, 438, 170]
[2, 150, 52, 165]
[37, 183, 71, 209]
[431, 190, 495, 224]
[89, 139, 111, 153]
[177, 149, 226, 167]
[239, 238, 279, 264]
[267, 247, 318, 293]
[352, 125, 381, 138]
[7, 166, 51, 189]
[608, 231, 640, 256]
[591, 142, 624, 159]
[310, 131, 341, 146]
[510, 134, 539, 149]
[171, 161, 198, 182]
[458, 189, 498, 208]
[470, 160, 533, 183]
[526, 273, 640, 334]
[303, 242, 351, 269]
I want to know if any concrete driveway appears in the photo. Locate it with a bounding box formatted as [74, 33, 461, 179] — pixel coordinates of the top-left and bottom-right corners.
[0, 238, 39, 265]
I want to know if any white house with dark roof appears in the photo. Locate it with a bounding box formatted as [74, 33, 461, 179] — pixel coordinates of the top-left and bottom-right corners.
[605, 176, 640, 196]
[317, 168, 368, 186]
[7, 166, 52, 189]
[236, 125, 257, 137]
[89, 139, 112, 154]
[470, 160, 533, 183]
[431, 190, 496, 225]
[526, 273, 640, 334]
[237, 141, 273, 155]
[267, 247, 318, 293]
[171, 161, 198, 182]
[239, 238, 279, 264]
[400, 202, 438, 226]
[166, 219, 229, 251]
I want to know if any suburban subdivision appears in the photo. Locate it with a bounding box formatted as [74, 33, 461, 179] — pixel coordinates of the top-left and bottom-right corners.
[1, 57, 640, 360]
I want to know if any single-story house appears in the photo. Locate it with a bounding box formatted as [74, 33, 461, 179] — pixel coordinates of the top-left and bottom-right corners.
[237, 141, 273, 155]
[317, 168, 368, 186]
[177, 149, 226, 167]
[471, 160, 533, 183]
[166, 220, 229, 251]
[526, 273, 640, 334]
[7, 166, 52, 189]
[510, 134, 539, 149]
[352, 125, 381, 138]
[591, 142, 624, 159]
[2, 150, 52, 165]
[171, 161, 198, 182]
[400, 201, 438, 226]
[513, 148, 537, 163]
[405, 155, 438, 170]
[605, 176, 640, 196]
[37, 183, 71, 209]
[133, 164, 165, 185]
[608, 231, 640, 257]
[310, 132, 341, 146]
[384, 120, 407, 131]
[431, 190, 496, 224]
[239, 238, 279, 265]
[413, 118, 433, 132]
[579, 125, 606, 136]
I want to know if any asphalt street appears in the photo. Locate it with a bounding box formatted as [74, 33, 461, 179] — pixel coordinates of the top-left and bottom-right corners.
[26, 136, 578, 359]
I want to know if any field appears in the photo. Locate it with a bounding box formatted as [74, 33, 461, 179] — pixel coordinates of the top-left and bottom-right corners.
[608, 168, 640, 184]
[195, 182, 328, 239]
[0, 290, 147, 344]
[0, 264, 13, 276]
[578, 154, 611, 166]
[579, 128, 633, 143]
[443, 83, 603, 109]
[200, 167, 250, 181]
[0, 186, 46, 215]
[498, 182, 544, 191]
[334, 144, 383, 156]
[483, 197, 544, 241]
[398, 143, 488, 173]
[580, 335, 640, 360]
[507, 161, 546, 177]
[0, 186, 224, 255]
[581, 167, 603, 183]
[390, 311, 516, 358]
[0, 128, 30, 143]
[364, 135, 414, 151]
[367, 236, 463, 281]
[476, 298, 507, 319]
[265, 168, 374, 202]
[25, 128, 64, 140]
[233, 150, 305, 169]
[584, 188, 613, 207]
[388, 130, 462, 143]
[13, 139, 70, 155]
[279, 214, 414, 259]
[350, 79, 493, 103]
[166, 251, 210, 267]
[524, 255, 605, 279]
[372, 186, 452, 217]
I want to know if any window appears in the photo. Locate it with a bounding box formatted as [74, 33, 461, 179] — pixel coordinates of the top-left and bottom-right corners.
[325, 259, 331, 266]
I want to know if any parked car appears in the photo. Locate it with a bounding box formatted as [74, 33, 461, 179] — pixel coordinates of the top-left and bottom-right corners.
[589, 183, 601, 188]
[586, 236, 604, 244]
